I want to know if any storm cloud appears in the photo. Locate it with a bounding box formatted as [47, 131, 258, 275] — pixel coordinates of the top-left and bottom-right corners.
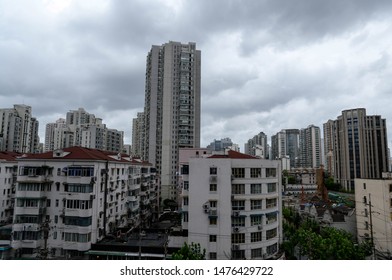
[1, 0, 392, 149]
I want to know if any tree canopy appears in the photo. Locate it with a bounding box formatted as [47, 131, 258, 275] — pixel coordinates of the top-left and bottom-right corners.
[171, 242, 206, 260]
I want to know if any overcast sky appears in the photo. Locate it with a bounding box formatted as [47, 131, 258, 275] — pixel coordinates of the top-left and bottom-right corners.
[2, 0, 392, 151]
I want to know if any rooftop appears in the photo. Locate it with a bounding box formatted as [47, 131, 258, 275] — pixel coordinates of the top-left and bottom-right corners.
[208, 150, 258, 159]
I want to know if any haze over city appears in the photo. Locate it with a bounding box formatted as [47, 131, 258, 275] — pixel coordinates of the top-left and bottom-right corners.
[2, 0, 392, 149]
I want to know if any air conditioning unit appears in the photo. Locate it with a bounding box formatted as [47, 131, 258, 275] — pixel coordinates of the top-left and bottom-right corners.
[90, 194, 96, 200]
[266, 220, 269, 224]
[209, 209, 218, 216]
[258, 225, 263, 230]
[232, 244, 240, 250]
[233, 227, 239, 232]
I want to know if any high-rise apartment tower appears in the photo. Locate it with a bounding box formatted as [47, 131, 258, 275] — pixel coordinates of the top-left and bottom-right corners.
[323, 108, 389, 191]
[143, 41, 201, 203]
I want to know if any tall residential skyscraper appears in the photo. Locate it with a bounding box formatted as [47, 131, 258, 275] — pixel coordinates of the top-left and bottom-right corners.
[324, 108, 389, 191]
[0, 104, 40, 153]
[271, 129, 299, 167]
[143, 41, 201, 203]
[299, 125, 322, 168]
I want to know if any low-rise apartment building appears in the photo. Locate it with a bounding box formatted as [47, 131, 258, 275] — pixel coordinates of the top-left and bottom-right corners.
[11, 146, 158, 259]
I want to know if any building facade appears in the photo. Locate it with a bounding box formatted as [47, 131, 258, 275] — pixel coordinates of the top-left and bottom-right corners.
[45, 108, 124, 153]
[142, 41, 201, 203]
[11, 147, 158, 259]
[355, 175, 392, 259]
[179, 149, 282, 260]
[324, 108, 389, 191]
[244, 132, 268, 159]
[0, 104, 40, 153]
[0, 152, 20, 225]
[299, 125, 322, 168]
[207, 137, 238, 152]
[131, 112, 145, 158]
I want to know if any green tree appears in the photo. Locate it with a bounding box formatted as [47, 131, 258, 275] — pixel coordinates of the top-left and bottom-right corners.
[171, 242, 206, 260]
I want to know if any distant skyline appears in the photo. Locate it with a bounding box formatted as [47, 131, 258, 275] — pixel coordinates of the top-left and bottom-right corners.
[2, 0, 392, 150]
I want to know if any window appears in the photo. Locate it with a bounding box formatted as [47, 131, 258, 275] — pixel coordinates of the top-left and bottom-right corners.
[231, 233, 245, 244]
[209, 235, 217, 242]
[183, 197, 189, 206]
[250, 168, 261, 178]
[210, 167, 217, 175]
[183, 212, 188, 222]
[231, 216, 245, 227]
[389, 184, 392, 193]
[251, 232, 262, 242]
[181, 165, 189, 175]
[266, 198, 277, 209]
[209, 217, 217, 225]
[232, 168, 245, 178]
[183, 181, 189, 190]
[251, 248, 263, 259]
[209, 200, 217, 208]
[363, 183, 366, 190]
[266, 243, 278, 255]
[232, 184, 245, 194]
[266, 212, 277, 223]
[209, 252, 217, 260]
[64, 216, 92, 226]
[251, 184, 262, 194]
[363, 196, 367, 204]
[210, 184, 217, 192]
[251, 200, 262, 210]
[251, 215, 262, 226]
[232, 250, 245, 260]
[266, 168, 276, 177]
[232, 200, 245, 211]
[267, 183, 276, 193]
[67, 166, 94, 177]
[266, 228, 277, 240]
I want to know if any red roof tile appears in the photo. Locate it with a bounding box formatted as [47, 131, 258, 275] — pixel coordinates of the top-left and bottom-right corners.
[0, 151, 23, 161]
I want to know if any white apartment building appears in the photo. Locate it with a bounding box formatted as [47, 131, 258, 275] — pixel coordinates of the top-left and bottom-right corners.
[11, 146, 157, 259]
[355, 175, 392, 259]
[0, 104, 40, 153]
[45, 108, 124, 153]
[0, 152, 19, 225]
[179, 149, 282, 260]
